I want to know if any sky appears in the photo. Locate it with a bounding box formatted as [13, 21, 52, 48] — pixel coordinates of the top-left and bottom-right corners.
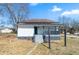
[29, 3, 79, 21]
[1, 3, 79, 27]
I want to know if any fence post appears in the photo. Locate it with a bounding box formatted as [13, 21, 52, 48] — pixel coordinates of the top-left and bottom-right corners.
[64, 29, 67, 47]
[48, 27, 51, 49]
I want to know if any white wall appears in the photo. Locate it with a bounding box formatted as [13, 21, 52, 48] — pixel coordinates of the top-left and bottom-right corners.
[17, 28, 34, 37]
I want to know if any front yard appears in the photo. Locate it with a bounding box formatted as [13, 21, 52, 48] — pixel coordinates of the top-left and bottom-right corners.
[0, 34, 79, 55]
[0, 34, 35, 55]
[31, 37, 79, 55]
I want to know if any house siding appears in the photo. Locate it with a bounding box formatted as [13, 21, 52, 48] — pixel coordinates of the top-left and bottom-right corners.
[17, 25, 34, 37]
[17, 24, 60, 40]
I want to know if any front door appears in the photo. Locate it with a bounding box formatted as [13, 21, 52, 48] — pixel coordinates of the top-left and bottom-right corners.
[34, 27, 38, 35]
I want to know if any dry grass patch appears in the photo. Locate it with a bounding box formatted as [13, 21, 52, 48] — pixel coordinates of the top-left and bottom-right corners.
[0, 34, 35, 55]
[0, 34, 79, 55]
[31, 37, 79, 55]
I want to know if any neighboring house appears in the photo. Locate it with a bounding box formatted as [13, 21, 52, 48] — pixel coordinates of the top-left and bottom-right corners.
[0, 27, 13, 33]
[17, 19, 61, 43]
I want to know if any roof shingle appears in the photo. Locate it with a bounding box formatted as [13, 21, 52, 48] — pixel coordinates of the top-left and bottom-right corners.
[20, 19, 54, 23]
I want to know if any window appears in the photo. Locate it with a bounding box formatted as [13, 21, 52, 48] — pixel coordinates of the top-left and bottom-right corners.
[50, 27, 55, 31]
[43, 27, 48, 35]
[56, 27, 59, 31]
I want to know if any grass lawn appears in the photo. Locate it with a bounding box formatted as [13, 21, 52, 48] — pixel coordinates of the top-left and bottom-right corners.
[0, 34, 79, 55]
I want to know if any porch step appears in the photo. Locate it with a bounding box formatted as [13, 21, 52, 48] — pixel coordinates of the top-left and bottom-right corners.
[34, 35, 43, 43]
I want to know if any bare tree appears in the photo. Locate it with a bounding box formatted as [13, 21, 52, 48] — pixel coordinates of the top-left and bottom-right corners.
[0, 20, 5, 27]
[70, 19, 79, 32]
[58, 16, 71, 30]
[0, 3, 29, 32]
[58, 15, 79, 34]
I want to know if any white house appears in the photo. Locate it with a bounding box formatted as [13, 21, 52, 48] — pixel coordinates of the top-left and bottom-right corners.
[17, 19, 61, 43]
[0, 27, 13, 33]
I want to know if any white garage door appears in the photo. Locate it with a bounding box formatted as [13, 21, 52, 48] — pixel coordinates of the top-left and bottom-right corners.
[17, 28, 34, 37]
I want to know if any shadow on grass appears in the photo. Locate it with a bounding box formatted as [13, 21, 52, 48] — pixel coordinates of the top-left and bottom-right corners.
[41, 41, 64, 49]
[41, 43, 49, 49]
